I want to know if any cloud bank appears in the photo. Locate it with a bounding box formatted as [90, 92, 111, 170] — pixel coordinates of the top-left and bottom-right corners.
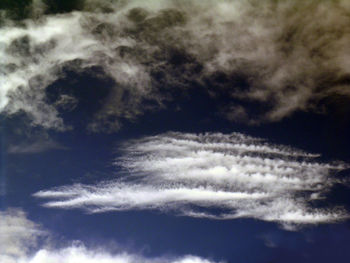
[24, 247, 218, 263]
[1, 0, 350, 131]
[35, 132, 349, 230]
[0, 208, 219, 263]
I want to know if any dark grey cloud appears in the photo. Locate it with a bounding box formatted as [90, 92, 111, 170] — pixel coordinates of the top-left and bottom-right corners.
[1, 114, 67, 154]
[1, 0, 350, 131]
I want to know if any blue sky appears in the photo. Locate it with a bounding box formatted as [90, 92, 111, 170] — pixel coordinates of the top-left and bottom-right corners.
[1, 1, 350, 263]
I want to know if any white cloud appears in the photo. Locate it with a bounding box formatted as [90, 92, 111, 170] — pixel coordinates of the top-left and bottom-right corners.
[24, 247, 217, 263]
[0, 209, 46, 262]
[34, 132, 349, 230]
[1, 0, 350, 130]
[0, 208, 220, 263]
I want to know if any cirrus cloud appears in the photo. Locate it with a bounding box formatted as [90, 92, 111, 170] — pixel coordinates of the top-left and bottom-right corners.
[34, 132, 349, 230]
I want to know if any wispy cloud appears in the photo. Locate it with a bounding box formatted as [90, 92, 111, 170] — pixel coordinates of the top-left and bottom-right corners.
[0, 208, 219, 263]
[8, 139, 67, 154]
[34, 132, 349, 230]
[1, 0, 350, 131]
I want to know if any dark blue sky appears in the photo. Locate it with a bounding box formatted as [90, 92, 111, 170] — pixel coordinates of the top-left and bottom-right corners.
[2, 84, 350, 262]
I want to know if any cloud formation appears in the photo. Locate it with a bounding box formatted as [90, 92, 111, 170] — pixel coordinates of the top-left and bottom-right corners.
[8, 138, 67, 154]
[0, 209, 46, 263]
[1, 0, 350, 131]
[35, 132, 349, 230]
[0, 208, 219, 263]
[23, 247, 217, 263]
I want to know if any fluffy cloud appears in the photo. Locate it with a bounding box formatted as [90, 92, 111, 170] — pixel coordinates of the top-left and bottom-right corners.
[24, 247, 217, 263]
[0, 208, 219, 263]
[0, 209, 46, 263]
[1, 0, 350, 131]
[34, 132, 349, 230]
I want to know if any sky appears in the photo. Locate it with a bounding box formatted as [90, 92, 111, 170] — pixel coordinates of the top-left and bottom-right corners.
[1, 0, 350, 262]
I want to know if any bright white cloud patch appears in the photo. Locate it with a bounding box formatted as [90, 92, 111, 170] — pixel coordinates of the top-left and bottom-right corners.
[0, 208, 219, 263]
[35, 132, 349, 230]
[24, 247, 217, 263]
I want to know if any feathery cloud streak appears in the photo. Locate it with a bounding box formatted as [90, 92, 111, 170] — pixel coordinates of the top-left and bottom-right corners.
[35, 132, 349, 230]
[1, 0, 350, 131]
[0, 208, 219, 263]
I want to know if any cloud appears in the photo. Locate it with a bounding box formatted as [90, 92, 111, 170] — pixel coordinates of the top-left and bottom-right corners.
[7, 139, 67, 154]
[1, 116, 68, 154]
[0, 208, 46, 262]
[1, 0, 350, 131]
[0, 208, 220, 263]
[53, 94, 78, 112]
[34, 132, 349, 230]
[24, 247, 217, 263]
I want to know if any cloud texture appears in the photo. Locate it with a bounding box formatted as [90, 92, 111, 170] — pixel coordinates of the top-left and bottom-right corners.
[1, 0, 350, 131]
[0, 208, 219, 263]
[8, 138, 67, 154]
[0, 209, 46, 263]
[22, 248, 217, 263]
[35, 132, 349, 230]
